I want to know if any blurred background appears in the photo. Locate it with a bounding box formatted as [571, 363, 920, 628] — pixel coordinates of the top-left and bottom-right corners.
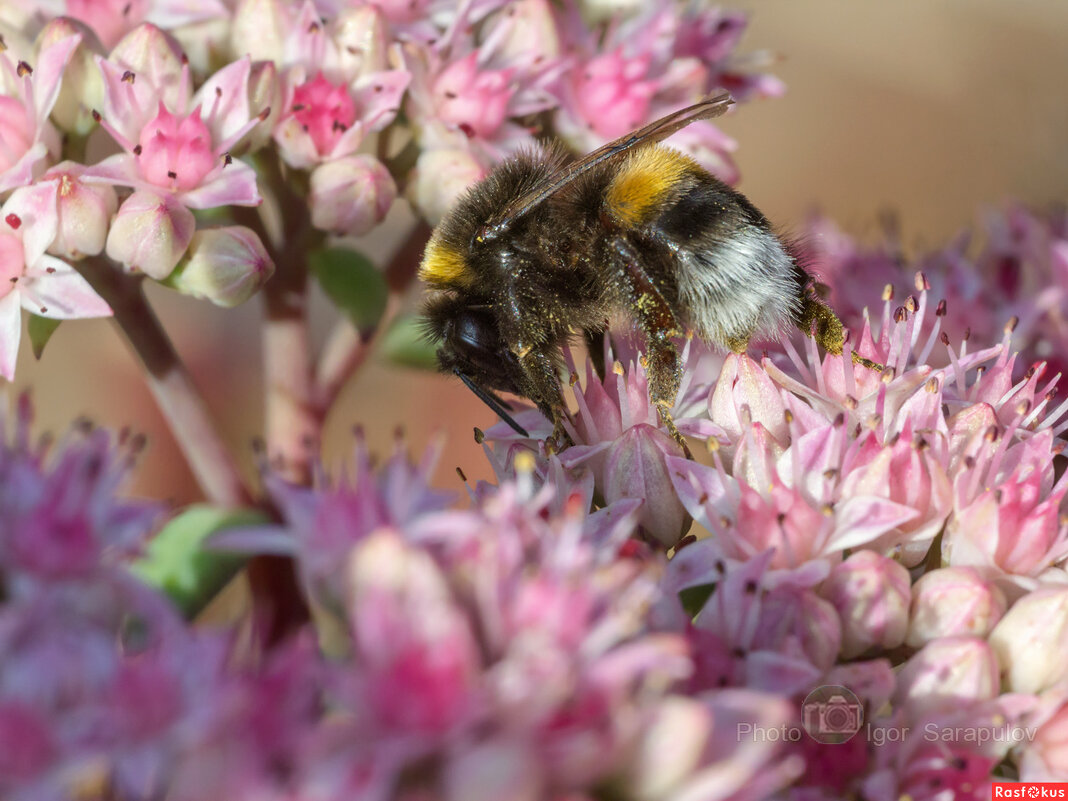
[10, 0, 1068, 504]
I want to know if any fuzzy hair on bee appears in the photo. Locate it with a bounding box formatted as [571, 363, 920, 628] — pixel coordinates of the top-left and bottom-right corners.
[420, 93, 875, 452]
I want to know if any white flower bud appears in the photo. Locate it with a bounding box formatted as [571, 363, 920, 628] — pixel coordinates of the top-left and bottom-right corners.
[230, 0, 288, 64]
[335, 7, 390, 80]
[990, 586, 1068, 694]
[106, 190, 194, 279]
[308, 155, 395, 236]
[820, 550, 910, 658]
[46, 163, 117, 259]
[167, 226, 274, 307]
[906, 567, 1006, 647]
[407, 148, 485, 225]
[894, 636, 999, 716]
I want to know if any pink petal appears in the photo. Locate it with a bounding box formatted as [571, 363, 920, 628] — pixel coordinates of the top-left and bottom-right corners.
[80, 152, 142, 187]
[179, 159, 261, 209]
[0, 143, 48, 195]
[31, 34, 82, 130]
[96, 57, 155, 145]
[0, 291, 21, 380]
[22, 257, 111, 319]
[325, 121, 368, 161]
[192, 57, 251, 144]
[353, 70, 410, 132]
[829, 495, 919, 552]
[3, 182, 60, 266]
[273, 116, 323, 170]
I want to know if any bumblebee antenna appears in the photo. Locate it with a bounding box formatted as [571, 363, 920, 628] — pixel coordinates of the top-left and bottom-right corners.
[454, 368, 530, 437]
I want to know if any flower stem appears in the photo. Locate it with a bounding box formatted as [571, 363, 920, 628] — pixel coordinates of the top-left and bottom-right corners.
[263, 258, 318, 485]
[74, 257, 253, 508]
[249, 155, 320, 486]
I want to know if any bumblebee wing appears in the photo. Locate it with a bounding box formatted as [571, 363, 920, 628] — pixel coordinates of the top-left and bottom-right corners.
[488, 92, 734, 230]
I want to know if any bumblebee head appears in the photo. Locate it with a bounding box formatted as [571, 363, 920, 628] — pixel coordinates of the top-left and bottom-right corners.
[422, 293, 523, 395]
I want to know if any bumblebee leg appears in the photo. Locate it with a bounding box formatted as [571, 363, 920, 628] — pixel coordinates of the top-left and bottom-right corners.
[609, 236, 693, 459]
[724, 334, 751, 354]
[797, 295, 883, 372]
[515, 345, 572, 452]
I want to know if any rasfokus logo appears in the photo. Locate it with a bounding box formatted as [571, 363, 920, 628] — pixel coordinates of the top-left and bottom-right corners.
[991, 783, 1068, 798]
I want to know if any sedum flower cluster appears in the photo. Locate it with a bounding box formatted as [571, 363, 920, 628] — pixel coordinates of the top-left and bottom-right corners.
[4, 0, 1068, 799]
[6, 253, 1068, 798]
[0, 0, 779, 380]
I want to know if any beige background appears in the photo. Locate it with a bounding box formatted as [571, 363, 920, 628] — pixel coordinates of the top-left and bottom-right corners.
[10, 0, 1068, 504]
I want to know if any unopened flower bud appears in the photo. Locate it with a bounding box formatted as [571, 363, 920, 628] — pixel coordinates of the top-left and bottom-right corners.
[308, 156, 395, 236]
[167, 226, 273, 307]
[444, 739, 544, 801]
[335, 7, 390, 80]
[230, 0, 287, 64]
[109, 24, 186, 111]
[906, 567, 1006, 647]
[105, 190, 194, 279]
[894, 636, 1000, 716]
[626, 697, 709, 799]
[990, 586, 1068, 694]
[47, 176, 113, 262]
[605, 424, 688, 547]
[820, 550, 910, 658]
[1023, 700, 1068, 780]
[408, 148, 485, 225]
[36, 19, 105, 137]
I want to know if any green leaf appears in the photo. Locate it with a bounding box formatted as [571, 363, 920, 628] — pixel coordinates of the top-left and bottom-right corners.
[309, 247, 387, 329]
[679, 583, 716, 619]
[380, 314, 438, 370]
[129, 505, 268, 618]
[27, 315, 61, 360]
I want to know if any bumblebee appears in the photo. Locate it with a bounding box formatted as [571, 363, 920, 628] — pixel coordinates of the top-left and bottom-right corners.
[421, 93, 871, 451]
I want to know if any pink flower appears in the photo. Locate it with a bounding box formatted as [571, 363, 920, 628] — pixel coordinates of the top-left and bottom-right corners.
[0, 194, 111, 380]
[268, 1, 409, 169]
[85, 37, 264, 211]
[24, 0, 229, 51]
[0, 34, 81, 193]
[552, 4, 779, 181]
[403, 5, 562, 163]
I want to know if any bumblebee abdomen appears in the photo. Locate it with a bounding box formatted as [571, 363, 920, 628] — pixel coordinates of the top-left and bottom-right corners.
[603, 145, 702, 227]
[650, 174, 806, 347]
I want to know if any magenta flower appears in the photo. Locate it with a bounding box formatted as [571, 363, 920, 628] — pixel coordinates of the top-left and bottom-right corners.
[0, 397, 160, 584]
